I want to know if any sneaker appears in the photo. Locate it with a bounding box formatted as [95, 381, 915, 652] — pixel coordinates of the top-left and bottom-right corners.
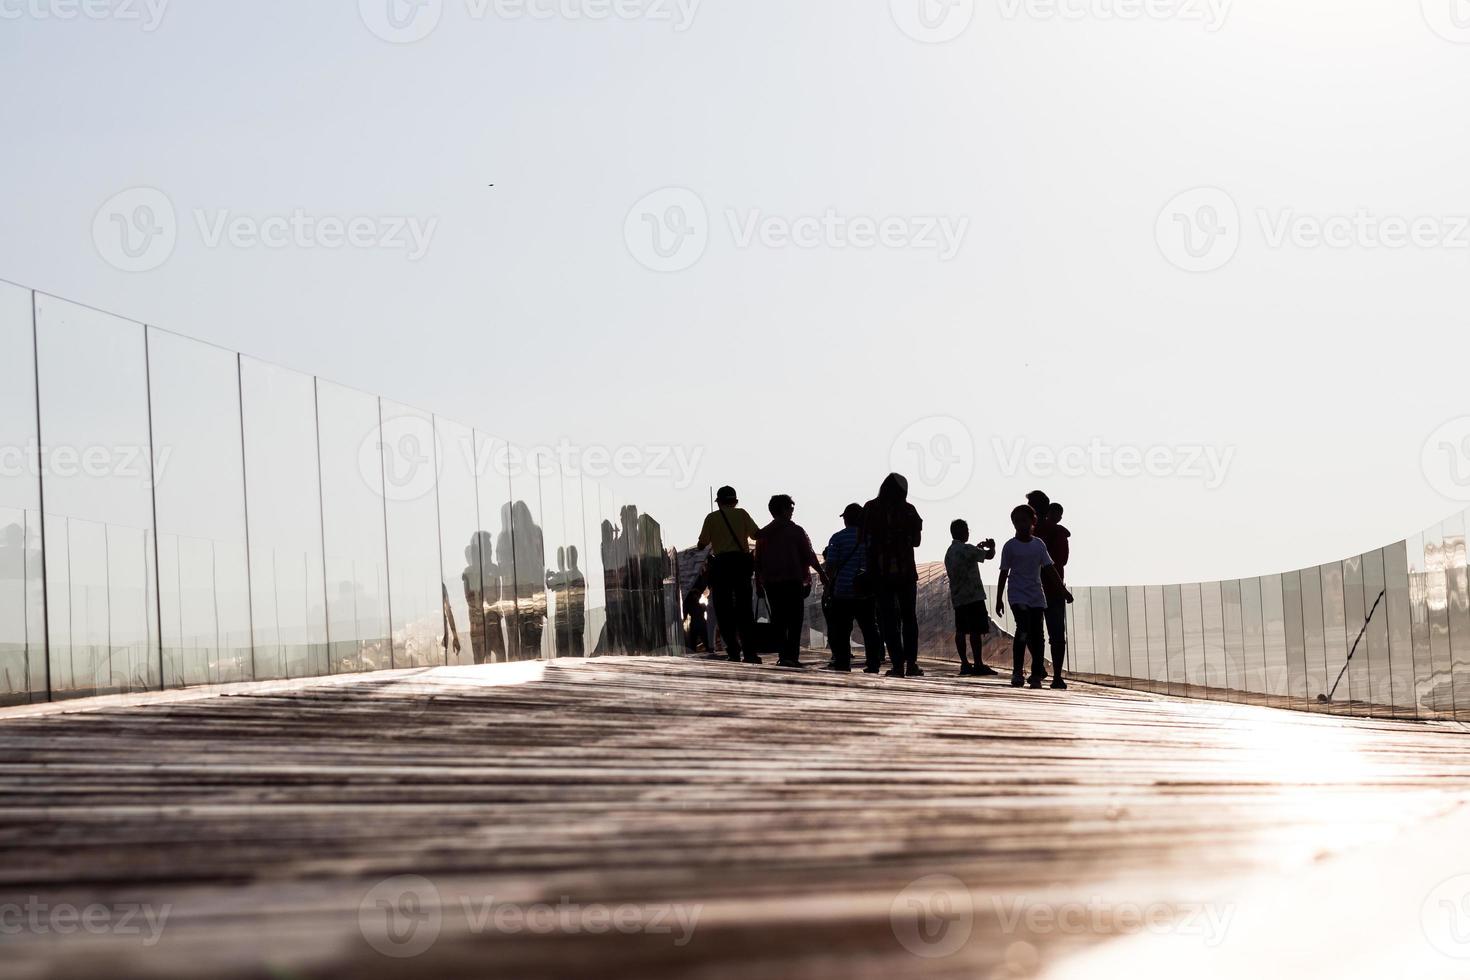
[977, 664, 999, 677]
[1010, 674, 1025, 688]
[908, 665, 925, 677]
[1050, 678, 1068, 690]
[743, 655, 763, 665]
[886, 668, 906, 678]
[777, 659, 806, 670]
[958, 662, 974, 676]
[863, 666, 882, 674]
[725, 654, 742, 663]
[821, 663, 852, 673]
[1028, 676, 1044, 689]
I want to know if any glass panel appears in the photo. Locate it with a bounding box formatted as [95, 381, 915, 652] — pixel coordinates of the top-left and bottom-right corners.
[379, 400, 445, 668]
[1110, 587, 1130, 683]
[1361, 548, 1390, 717]
[434, 417, 478, 666]
[536, 463, 577, 658]
[1127, 586, 1148, 685]
[1181, 582, 1205, 692]
[1162, 584, 1184, 696]
[35, 295, 159, 697]
[1281, 569, 1306, 704]
[1200, 581, 1225, 691]
[473, 431, 514, 663]
[578, 476, 607, 658]
[240, 357, 328, 680]
[1092, 584, 1114, 677]
[1240, 577, 1266, 695]
[317, 381, 391, 673]
[1320, 561, 1350, 711]
[1383, 539, 1417, 719]
[505, 460, 549, 661]
[0, 283, 45, 704]
[1260, 573, 1287, 700]
[1072, 587, 1094, 674]
[1221, 579, 1244, 697]
[148, 330, 252, 687]
[1144, 585, 1168, 692]
[1341, 554, 1368, 715]
[1299, 565, 1328, 703]
[1445, 512, 1470, 721]
[1412, 527, 1443, 717]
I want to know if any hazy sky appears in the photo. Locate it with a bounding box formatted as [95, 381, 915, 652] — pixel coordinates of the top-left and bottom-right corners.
[3, 0, 1470, 585]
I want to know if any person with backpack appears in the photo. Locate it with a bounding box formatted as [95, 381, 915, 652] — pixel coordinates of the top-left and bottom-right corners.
[696, 486, 762, 664]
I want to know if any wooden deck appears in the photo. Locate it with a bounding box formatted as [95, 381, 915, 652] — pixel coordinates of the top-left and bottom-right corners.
[2, 651, 1470, 978]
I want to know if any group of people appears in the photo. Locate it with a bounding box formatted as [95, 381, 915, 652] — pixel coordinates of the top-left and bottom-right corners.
[692, 477, 1074, 688]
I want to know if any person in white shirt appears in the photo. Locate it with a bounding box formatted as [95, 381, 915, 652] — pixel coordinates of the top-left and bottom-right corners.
[996, 505, 1073, 689]
[944, 519, 998, 677]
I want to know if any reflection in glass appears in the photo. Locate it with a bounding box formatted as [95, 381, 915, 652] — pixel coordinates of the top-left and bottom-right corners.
[1260, 574, 1287, 698]
[241, 358, 328, 680]
[36, 295, 159, 697]
[1319, 561, 1349, 711]
[1221, 579, 1243, 697]
[1341, 554, 1367, 715]
[503, 471, 547, 662]
[578, 476, 607, 658]
[1072, 588, 1094, 673]
[1383, 540, 1416, 718]
[1299, 566, 1327, 703]
[1240, 577, 1265, 694]
[316, 381, 391, 673]
[148, 331, 253, 687]
[1162, 584, 1184, 696]
[1281, 570, 1306, 703]
[1181, 582, 1205, 691]
[0, 283, 45, 703]
[1361, 549, 1390, 717]
[473, 432, 513, 664]
[434, 418, 478, 667]
[1127, 586, 1148, 686]
[1110, 587, 1131, 685]
[380, 401, 445, 668]
[1443, 514, 1470, 721]
[1410, 529, 1440, 717]
[1144, 585, 1168, 692]
[1200, 581, 1225, 691]
[1092, 585, 1114, 676]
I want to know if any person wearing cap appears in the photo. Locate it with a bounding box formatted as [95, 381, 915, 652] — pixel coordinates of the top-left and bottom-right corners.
[822, 503, 883, 673]
[754, 494, 828, 669]
[696, 486, 763, 663]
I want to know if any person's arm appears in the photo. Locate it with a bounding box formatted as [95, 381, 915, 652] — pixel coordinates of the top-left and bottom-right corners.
[742, 510, 761, 550]
[961, 543, 989, 563]
[803, 532, 829, 586]
[1042, 564, 1073, 603]
[696, 515, 713, 551]
[910, 512, 923, 549]
[753, 534, 765, 595]
[995, 569, 1008, 617]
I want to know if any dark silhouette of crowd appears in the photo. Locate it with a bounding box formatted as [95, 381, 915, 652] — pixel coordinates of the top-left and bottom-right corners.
[692, 475, 1074, 687]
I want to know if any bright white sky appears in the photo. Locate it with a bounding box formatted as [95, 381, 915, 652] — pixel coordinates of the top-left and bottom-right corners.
[3, 0, 1470, 585]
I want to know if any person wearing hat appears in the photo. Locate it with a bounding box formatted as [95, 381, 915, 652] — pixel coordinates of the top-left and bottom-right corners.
[696, 486, 763, 663]
[821, 503, 884, 673]
[754, 494, 828, 669]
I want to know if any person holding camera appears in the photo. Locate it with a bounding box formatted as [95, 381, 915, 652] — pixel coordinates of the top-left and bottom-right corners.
[945, 518, 998, 677]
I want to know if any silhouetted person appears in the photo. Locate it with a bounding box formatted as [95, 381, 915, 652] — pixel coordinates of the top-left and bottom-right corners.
[996, 504, 1072, 689]
[863, 473, 923, 678]
[463, 531, 506, 664]
[637, 510, 670, 650]
[754, 495, 827, 669]
[822, 503, 882, 673]
[600, 519, 624, 653]
[547, 546, 587, 657]
[1037, 501, 1072, 680]
[696, 486, 762, 663]
[945, 519, 998, 677]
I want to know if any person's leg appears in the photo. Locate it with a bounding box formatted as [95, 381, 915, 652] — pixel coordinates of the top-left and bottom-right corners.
[855, 598, 884, 671]
[875, 584, 904, 677]
[1012, 607, 1029, 682]
[899, 579, 920, 674]
[1027, 608, 1047, 684]
[770, 583, 802, 665]
[709, 559, 742, 660]
[968, 631, 997, 674]
[825, 597, 854, 669]
[1044, 603, 1068, 684]
[732, 567, 758, 661]
[954, 629, 970, 668]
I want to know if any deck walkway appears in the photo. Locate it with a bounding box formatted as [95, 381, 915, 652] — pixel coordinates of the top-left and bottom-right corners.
[2, 652, 1470, 978]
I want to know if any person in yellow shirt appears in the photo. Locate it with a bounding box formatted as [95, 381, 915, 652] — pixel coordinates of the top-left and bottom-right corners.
[696, 485, 762, 663]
